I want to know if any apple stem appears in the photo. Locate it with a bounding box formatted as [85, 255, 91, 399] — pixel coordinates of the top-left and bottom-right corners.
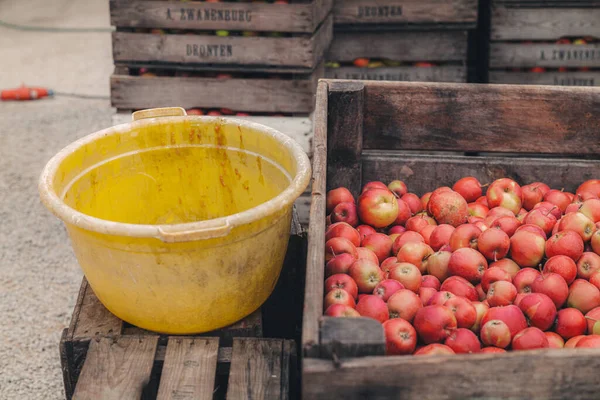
[330, 247, 336, 258]
[480, 183, 490, 189]
[585, 316, 598, 322]
[494, 251, 498, 262]
[544, 206, 558, 217]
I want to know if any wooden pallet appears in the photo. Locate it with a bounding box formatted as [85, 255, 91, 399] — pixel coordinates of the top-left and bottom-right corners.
[61, 214, 305, 399]
[302, 80, 600, 399]
[332, 0, 478, 29]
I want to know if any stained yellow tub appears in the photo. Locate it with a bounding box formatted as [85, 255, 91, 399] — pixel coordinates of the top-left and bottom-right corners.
[39, 107, 311, 334]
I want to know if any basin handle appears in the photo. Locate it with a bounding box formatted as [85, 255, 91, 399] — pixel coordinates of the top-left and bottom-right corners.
[157, 220, 232, 243]
[132, 107, 187, 121]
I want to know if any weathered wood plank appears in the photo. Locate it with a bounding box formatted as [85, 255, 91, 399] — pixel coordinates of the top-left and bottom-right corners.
[327, 30, 468, 62]
[303, 348, 600, 400]
[489, 70, 600, 86]
[491, 7, 600, 40]
[110, 0, 333, 33]
[360, 81, 600, 154]
[320, 317, 386, 359]
[494, 0, 600, 8]
[72, 279, 123, 340]
[333, 0, 478, 26]
[326, 65, 467, 82]
[156, 337, 219, 400]
[362, 151, 600, 195]
[490, 43, 600, 68]
[226, 338, 284, 400]
[72, 336, 159, 400]
[302, 81, 328, 358]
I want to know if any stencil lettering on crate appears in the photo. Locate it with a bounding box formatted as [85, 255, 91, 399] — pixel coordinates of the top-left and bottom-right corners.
[357, 5, 402, 18]
[553, 76, 595, 87]
[540, 48, 599, 62]
[331, 71, 413, 81]
[186, 44, 234, 58]
[167, 8, 252, 23]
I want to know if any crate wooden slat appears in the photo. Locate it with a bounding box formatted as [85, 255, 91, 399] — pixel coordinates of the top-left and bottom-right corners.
[110, 0, 333, 33]
[302, 79, 600, 398]
[494, 0, 600, 7]
[491, 7, 600, 40]
[489, 70, 600, 86]
[327, 30, 468, 62]
[325, 65, 467, 82]
[112, 14, 333, 70]
[490, 42, 600, 68]
[332, 0, 478, 27]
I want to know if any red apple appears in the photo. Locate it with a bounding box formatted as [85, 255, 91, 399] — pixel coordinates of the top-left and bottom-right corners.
[325, 253, 357, 276]
[406, 214, 436, 233]
[522, 183, 548, 210]
[510, 230, 546, 268]
[424, 251, 452, 282]
[325, 274, 358, 299]
[421, 192, 432, 211]
[440, 276, 479, 301]
[544, 190, 572, 213]
[518, 293, 557, 331]
[491, 216, 521, 237]
[565, 203, 582, 214]
[557, 212, 595, 241]
[487, 178, 522, 214]
[533, 202, 562, 220]
[326, 222, 361, 247]
[358, 188, 399, 228]
[401, 193, 423, 215]
[388, 226, 406, 238]
[349, 259, 384, 294]
[513, 268, 541, 294]
[577, 180, 600, 198]
[372, 279, 404, 302]
[476, 284, 486, 301]
[523, 209, 557, 236]
[471, 301, 490, 333]
[448, 248, 488, 283]
[468, 202, 489, 219]
[392, 231, 424, 255]
[480, 347, 506, 354]
[543, 255, 577, 285]
[362, 233, 393, 263]
[397, 242, 434, 273]
[577, 252, 600, 279]
[362, 181, 388, 193]
[327, 187, 354, 213]
[419, 287, 438, 306]
[545, 331, 565, 348]
[585, 306, 600, 335]
[487, 281, 518, 307]
[568, 279, 600, 313]
[388, 263, 422, 293]
[445, 296, 477, 328]
[387, 180, 408, 197]
[565, 335, 587, 348]
[381, 257, 401, 276]
[481, 305, 528, 337]
[414, 343, 455, 356]
[413, 305, 458, 344]
[515, 223, 547, 239]
[453, 177, 483, 202]
[555, 308, 586, 339]
[324, 289, 356, 310]
[592, 230, 600, 255]
[486, 206, 516, 222]
[356, 247, 379, 266]
[356, 295, 389, 323]
[512, 327, 549, 350]
[480, 320, 512, 348]
[478, 228, 510, 261]
[422, 275, 441, 290]
[546, 230, 584, 261]
[449, 224, 482, 251]
[383, 318, 417, 355]
[393, 199, 412, 227]
[481, 267, 512, 292]
[445, 328, 481, 354]
[428, 189, 469, 227]
[325, 237, 358, 262]
[575, 335, 600, 348]
[331, 202, 359, 227]
[531, 272, 569, 309]
[419, 224, 436, 245]
[490, 258, 521, 279]
[324, 304, 361, 317]
[579, 199, 600, 223]
[590, 270, 600, 290]
[356, 224, 377, 243]
[387, 289, 422, 322]
[427, 291, 455, 306]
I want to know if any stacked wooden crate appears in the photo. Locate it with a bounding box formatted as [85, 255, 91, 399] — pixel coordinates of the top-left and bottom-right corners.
[489, 0, 600, 86]
[109, 0, 333, 115]
[324, 0, 478, 83]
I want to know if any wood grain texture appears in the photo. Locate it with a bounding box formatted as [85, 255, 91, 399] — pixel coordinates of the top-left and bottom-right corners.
[71, 279, 122, 340]
[333, 0, 478, 25]
[110, 0, 332, 33]
[361, 151, 600, 194]
[327, 30, 468, 62]
[303, 348, 600, 400]
[326, 65, 467, 83]
[359, 81, 600, 154]
[491, 7, 600, 40]
[156, 337, 219, 400]
[320, 317, 386, 358]
[302, 81, 328, 358]
[494, 0, 600, 8]
[72, 336, 159, 400]
[490, 43, 600, 68]
[226, 338, 285, 400]
[326, 81, 364, 197]
[489, 70, 600, 86]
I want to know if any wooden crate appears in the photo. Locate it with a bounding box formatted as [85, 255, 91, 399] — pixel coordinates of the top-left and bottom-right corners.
[489, 70, 600, 86]
[332, 0, 478, 29]
[61, 216, 306, 399]
[325, 65, 467, 83]
[112, 15, 333, 70]
[110, 64, 323, 113]
[302, 80, 600, 399]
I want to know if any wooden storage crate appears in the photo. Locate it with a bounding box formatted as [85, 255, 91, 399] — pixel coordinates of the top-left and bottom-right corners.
[61, 216, 306, 399]
[489, 1, 600, 86]
[302, 79, 600, 399]
[332, 0, 478, 29]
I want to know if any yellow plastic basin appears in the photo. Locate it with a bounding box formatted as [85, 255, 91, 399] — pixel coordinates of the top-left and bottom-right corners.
[39, 107, 311, 334]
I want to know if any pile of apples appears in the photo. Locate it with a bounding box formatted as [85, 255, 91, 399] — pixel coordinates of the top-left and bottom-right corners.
[324, 177, 600, 356]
